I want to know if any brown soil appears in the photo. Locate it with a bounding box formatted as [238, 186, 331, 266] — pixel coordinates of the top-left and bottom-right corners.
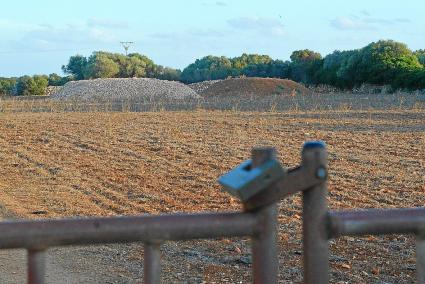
[199, 77, 311, 97]
[0, 110, 423, 283]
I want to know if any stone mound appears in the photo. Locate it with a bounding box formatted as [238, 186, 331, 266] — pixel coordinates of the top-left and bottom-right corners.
[52, 78, 200, 101]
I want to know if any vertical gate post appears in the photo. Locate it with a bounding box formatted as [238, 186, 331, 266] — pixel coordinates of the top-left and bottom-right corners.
[28, 249, 46, 284]
[417, 228, 425, 284]
[144, 242, 161, 284]
[249, 148, 279, 284]
[302, 141, 329, 284]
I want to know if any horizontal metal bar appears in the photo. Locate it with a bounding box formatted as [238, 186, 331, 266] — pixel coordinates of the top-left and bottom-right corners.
[329, 207, 425, 238]
[0, 212, 259, 249]
[244, 165, 323, 210]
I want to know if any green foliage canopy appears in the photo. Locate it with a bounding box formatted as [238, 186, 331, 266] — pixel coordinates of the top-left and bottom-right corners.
[414, 49, 425, 65]
[2, 39, 425, 96]
[85, 52, 120, 79]
[0, 77, 17, 96]
[62, 51, 180, 81]
[289, 49, 323, 84]
[61, 55, 87, 80]
[180, 54, 286, 83]
[48, 73, 70, 86]
[16, 75, 48, 96]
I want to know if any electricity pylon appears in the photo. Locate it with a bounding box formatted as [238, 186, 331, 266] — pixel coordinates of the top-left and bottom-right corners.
[120, 42, 134, 56]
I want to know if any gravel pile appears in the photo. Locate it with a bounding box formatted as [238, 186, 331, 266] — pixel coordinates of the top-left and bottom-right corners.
[52, 78, 200, 101]
[45, 86, 63, 96]
[188, 80, 223, 94]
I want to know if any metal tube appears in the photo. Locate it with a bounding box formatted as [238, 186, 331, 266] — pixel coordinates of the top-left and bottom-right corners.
[144, 242, 161, 284]
[329, 207, 425, 237]
[252, 204, 278, 284]
[302, 141, 329, 284]
[418, 229, 425, 284]
[0, 212, 258, 249]
[250, 148, 278, 284]
[244, 165, 325, 210]
[28, 249, 46, 284]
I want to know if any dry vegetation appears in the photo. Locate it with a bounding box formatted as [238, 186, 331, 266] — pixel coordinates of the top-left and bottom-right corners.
[1, 90, 423, 114]
[0, 100, 424, 282]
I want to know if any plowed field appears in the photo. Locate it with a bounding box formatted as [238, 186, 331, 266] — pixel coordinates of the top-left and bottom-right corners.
[0, 110, 424, 283]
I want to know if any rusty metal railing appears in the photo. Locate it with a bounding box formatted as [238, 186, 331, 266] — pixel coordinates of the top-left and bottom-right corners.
[0, 141, 423, 283]
[294, 142, 425, 284]
[0, 144, 325, 284]
[0, 212, 259, 283]
[221, 141, 425, 283]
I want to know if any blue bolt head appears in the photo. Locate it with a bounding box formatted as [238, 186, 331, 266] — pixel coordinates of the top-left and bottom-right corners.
[303, 141, 326, 151]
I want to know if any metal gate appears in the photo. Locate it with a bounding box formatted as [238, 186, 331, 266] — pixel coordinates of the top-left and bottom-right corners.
[0, 141, 423, 283]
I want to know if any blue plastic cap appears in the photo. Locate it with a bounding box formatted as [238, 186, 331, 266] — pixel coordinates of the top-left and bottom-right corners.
[302, 141, 326, 150]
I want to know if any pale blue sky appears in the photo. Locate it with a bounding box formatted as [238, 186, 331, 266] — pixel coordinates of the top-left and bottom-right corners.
[0, 0, 424, 77]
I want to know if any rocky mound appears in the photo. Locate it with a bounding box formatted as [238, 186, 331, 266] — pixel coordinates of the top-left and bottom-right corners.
[197, 77, 310, 97]
[189, 80, 223, 93]
[52, 78, 200, 101]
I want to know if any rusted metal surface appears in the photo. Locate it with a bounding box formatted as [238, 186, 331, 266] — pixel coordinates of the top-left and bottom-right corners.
[329, 207, 425, 237]
[0, 212, 259, 249]
[252, 204, 278, 284]
[249, 148, 278, 284]
[28, 249, 46, 284]
[243, 165, 323, 210]
[302, 141, 329, 284]
[417, 229, 425, 284]
[144, 242, 162, 284]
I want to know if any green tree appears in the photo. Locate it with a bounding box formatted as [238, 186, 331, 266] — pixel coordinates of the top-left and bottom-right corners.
[414, 50, 425, 65]
[181, 54, 291, 83]
[127, 53, 157, 77]
[154, 65, 182, 81]
[48, 73, 70, 86]
[16, 75, 48, 96]
[181, 55, 232, 83]
[48, 73, 62, 86]
[233, 54, 274, 77]
[16, 76, 36, 96]
[289, 49, 322, 83]
[315, 50, 359, 88]
[33, 75, 49, 95]
[268, 60, 291, 78]
[85, 52, 120, 79]
[354, 40, 422, 85]
[232, 54, 273, 69]
[317, 41, 425, 89]
[290, 50, 322, 63]
[62, 52, 164, 80]
[393, 68, 425, 89]
[0, 78, 17, 96]
[62, 55, 88, 80]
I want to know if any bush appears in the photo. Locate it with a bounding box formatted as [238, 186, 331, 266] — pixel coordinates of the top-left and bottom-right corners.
[16, 75, 48, 96]
[0, 77, 17, 96]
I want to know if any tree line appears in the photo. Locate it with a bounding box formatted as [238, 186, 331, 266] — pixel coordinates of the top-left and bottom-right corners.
[0, 51, 181, 96]
[1, 40, 424, 96]
[0, 74, 69, 96]
[180, 40, 425, 90]
[61, 51, 181, 81]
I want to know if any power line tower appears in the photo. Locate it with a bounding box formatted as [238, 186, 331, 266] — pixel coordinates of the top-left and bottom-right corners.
[120, 41, 134, 56]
